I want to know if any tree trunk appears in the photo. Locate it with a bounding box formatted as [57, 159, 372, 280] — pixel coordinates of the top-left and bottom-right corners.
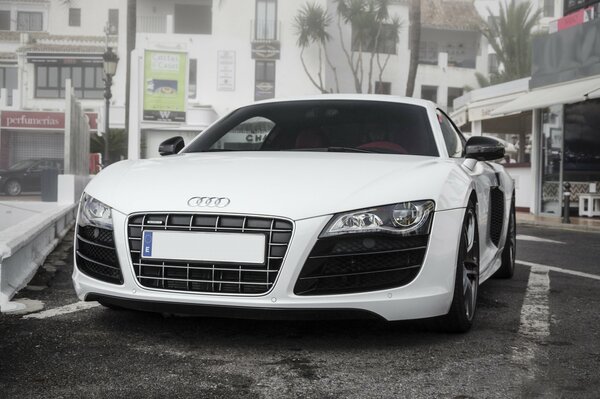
[124, 0, 136, 155]
[405, 0, 421, 97]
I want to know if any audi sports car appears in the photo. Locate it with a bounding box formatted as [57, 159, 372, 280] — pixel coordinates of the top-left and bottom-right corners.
[73, 95, 515, 332]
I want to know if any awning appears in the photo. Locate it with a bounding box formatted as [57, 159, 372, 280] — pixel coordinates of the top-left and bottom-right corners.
[492, 76, 600, 115]
[468, 92, 526, 121]
[450, 106, 467, 127]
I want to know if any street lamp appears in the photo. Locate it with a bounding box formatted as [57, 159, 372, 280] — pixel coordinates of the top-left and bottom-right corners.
[102, 46, 119, 166]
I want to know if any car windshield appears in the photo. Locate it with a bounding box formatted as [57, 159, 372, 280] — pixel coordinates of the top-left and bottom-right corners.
[183, 100, 439, 157]
[8, 160, 37, 171]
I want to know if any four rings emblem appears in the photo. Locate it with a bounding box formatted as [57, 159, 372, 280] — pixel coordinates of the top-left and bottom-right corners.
[187, 197, 231, 208]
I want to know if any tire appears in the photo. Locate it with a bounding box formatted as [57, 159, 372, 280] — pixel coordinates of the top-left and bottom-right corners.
[439, 200, 480, 333]
[493, 199, 516, 279]
[5, 180, 22, 196]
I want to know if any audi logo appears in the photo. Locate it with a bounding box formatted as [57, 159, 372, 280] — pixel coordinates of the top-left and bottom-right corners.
[187, 197, 231, 208]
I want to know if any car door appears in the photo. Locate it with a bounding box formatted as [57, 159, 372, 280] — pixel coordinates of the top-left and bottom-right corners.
[21, 160, 44, 192]
[437, 110, 501, 276]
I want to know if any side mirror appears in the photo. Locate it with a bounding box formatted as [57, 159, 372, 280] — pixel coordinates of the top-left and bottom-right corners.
[465, 136, 505, 161]
[159, 136, 185, 156]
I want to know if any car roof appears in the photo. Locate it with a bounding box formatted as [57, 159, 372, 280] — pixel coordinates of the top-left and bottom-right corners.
[251, 94, 436, 110]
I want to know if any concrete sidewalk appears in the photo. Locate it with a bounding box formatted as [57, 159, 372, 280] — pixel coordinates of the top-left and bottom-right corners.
[517, 212, 600, 233]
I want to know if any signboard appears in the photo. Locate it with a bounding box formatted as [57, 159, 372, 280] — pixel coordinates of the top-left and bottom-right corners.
[564, 0, 600, 16]
[143, 50, 187, 123]
[1, 111, 65, 130]
[217, 51, 236, 91]
[0, 111, 97, 131]
[251, 42, 281, 60]
[550, 6, 595, 32]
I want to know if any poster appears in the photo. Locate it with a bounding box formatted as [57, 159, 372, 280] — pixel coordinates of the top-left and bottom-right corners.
[217, 51, 236, 91]
[143, 50, 187, 123]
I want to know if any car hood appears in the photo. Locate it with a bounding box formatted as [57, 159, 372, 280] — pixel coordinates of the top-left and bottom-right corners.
[85, 152, 471, 220]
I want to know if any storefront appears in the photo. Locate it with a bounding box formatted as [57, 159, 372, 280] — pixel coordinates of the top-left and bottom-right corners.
[0, 110, 97, 169]
[492, 75, 600, 215]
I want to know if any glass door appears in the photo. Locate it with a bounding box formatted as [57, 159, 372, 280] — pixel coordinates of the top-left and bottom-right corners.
[539, 105, 564, 215]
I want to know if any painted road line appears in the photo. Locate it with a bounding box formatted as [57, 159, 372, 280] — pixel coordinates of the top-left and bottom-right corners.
[517, 260, 600, 281]
[516, 235, 565, 244]
[512, 265, 550, 382]
[23, 301, 100, 320]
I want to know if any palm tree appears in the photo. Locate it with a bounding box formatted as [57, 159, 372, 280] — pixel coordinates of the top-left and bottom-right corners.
[480, 0, 541, 84]
[405, 0, 420, 97]
[294, 3, 339, 93]
[334, 0, 399, 93]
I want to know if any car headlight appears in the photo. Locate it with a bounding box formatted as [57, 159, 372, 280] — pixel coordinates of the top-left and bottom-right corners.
[78, 193, 113, 230]
[320, 200, 435, 237]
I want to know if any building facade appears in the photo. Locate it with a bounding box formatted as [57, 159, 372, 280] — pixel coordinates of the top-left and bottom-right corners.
[452, 0, 600, 216]
[0, 0, 127, 170]
[128, 0, 492, 158]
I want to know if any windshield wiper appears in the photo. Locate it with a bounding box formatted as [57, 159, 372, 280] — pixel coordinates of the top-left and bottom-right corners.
[326, 147, 373, 153]
[202, 149, 234, 152]
[288, 147, 373, 153]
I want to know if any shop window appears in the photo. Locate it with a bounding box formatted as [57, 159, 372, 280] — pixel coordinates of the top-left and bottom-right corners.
[421, 85, 437, 103]
[255, 0, 277, 40]
[35, 63, 103, 99]
[108, 9, 119, 34]
[254, 60, 275, 101]
[564, 99, 600, 183]
[374, 81, 391, 94]
[352, 24, 397, 55]
[174, 3, 212, 34]
[0, 10, 10, 30]
[69, 8, 81, 27]
[17, 11, 43, 31]
[188, 58, 197, 98]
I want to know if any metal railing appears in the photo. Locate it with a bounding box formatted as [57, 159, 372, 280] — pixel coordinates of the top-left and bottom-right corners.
[136, 15, 167, 34]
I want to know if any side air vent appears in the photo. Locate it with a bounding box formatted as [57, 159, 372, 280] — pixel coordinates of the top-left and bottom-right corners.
[489, 187, 505, 246]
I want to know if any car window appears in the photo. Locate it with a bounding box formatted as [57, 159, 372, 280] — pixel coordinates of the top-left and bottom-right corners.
[185, 101, 439, 157]
[210, 117, 275, 151]
[437, 110, 465, 158]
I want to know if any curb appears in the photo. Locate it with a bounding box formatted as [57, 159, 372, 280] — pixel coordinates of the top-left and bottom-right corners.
[517, 220, 600, 234]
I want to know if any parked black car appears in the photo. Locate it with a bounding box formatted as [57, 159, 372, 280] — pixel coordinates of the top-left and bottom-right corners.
[0, 159, 64, 196]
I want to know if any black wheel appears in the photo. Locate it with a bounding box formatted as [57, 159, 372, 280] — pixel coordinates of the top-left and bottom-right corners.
[5, 179, 22, 196]
[493, 199, 516, 279]
[439, 201, 480, 333]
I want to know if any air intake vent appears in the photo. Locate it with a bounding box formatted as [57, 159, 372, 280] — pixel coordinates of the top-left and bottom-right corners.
[76, 225, 123, 284]
[490, 187, 505, 246]
[294, 234, 429, 296]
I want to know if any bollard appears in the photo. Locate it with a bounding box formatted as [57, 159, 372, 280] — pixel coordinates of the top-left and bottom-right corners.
[563, 182, 571, 224]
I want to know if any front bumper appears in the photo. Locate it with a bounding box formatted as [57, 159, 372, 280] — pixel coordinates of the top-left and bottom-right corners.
[73, 208, 464, 321]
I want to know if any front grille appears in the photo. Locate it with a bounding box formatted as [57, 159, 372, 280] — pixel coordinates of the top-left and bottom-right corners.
[76, 225, 123, 284]
[294, 234, 429, 296]
[490, 187, 505, 246]
[127, 214, 293, 295]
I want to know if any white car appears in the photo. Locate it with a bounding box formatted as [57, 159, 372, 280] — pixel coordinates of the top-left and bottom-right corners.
[73, 95, 515, 332]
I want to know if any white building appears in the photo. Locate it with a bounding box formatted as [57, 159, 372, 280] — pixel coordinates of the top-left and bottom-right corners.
[0, 0, 127, 169]
[129, 0, 492, 158]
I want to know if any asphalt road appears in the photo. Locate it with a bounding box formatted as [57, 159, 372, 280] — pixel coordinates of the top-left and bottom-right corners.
[1, 225, 599, 398]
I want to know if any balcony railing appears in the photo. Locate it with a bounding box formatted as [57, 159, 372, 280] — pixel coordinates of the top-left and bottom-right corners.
[137, 15, 167, 34]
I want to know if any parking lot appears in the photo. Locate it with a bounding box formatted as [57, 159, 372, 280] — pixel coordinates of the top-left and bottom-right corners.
[1, 225, 599, 398]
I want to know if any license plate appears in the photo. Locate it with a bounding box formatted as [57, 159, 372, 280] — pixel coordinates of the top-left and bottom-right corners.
[141, 230, 266, 264]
